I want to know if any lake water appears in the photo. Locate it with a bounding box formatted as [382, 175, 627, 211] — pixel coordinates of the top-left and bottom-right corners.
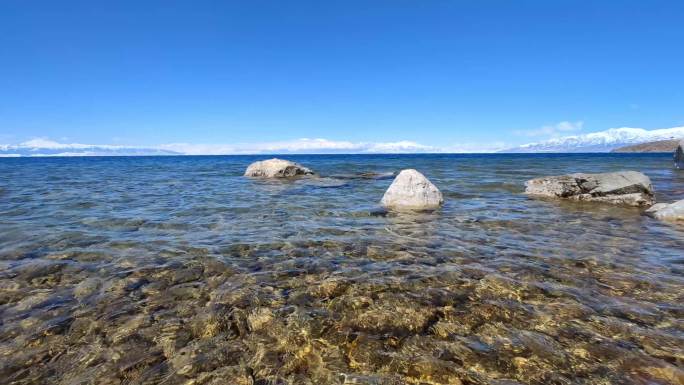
[1, 154, 683, 385]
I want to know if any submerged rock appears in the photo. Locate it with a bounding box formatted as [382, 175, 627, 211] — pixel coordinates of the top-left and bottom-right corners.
[244, 158, 315, 178]
[675, 140, 684, 169]
[359, 171, 396, 179]
[524, 171, 654, 206]
[381, 169, 443, 211]
[646, 199, 684, 221]
[331, 171, 396, 180]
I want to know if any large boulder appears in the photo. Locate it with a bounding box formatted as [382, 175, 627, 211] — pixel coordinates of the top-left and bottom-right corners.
[524, 171, 654, 206]
[381, 169, 443, 211]
[646, 199, 684, 221]
[244, 158, 315, 178]
[675, 140, 684, 169]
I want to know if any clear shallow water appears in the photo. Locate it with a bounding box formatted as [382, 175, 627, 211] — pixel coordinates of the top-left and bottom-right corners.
[0, 154, 683, 385]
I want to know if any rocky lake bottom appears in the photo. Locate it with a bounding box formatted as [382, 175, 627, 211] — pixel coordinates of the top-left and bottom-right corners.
[0, 154, 683, 385]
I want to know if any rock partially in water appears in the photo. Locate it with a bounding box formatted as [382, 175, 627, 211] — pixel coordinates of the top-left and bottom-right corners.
[675, 140, 684, 169]
[332, 171, 397, 180]
[381, 169, 443, 211]
[525, 171, 655, 206]
[244, 158, 315, 178]
[646, 199, 684, 221]
[359, 171, 396, 179]
[297, 177, 348, 188]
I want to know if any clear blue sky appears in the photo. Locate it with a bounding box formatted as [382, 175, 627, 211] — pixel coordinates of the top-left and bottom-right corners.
[1, 0, 683, 150]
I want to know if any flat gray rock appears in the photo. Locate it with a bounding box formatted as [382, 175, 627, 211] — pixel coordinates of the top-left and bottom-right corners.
[525, 171, 654, 206]
[244, 158, 315, 178]
[646, 199, 684, 221]
[381, 169, 443, 211]
[675, 140, 684, 169]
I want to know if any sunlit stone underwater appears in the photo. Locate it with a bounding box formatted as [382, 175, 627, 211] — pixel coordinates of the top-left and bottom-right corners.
[1, 154, 683, 385]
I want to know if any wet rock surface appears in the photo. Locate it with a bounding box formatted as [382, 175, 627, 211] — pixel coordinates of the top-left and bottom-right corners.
[1, 155, 683, 385]
[676, 141, 684, 169]
[381, 169, 444, 211]
[245, 158, 315, 178]
[647, 199, 684, 221]
[525, 171, 655, 206]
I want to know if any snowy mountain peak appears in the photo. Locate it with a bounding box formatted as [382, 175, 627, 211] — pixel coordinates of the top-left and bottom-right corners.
[505, 126, 684, 153]
[0, 139, 180, 157]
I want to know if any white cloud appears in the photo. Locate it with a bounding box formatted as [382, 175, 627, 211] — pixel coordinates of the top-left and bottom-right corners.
[158, 138, 439, 155]
[0, 138, 176, 156]
[19, 138, 126, 150]
[365, 140, 434, 153]
[0, 137, 502, 156]
[21, 138, 78, 149]
[515, 121, 584, 137]
[444, 142, 509, 153]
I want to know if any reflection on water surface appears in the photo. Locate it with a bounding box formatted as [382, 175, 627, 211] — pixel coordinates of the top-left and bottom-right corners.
[0, 154, 683, 384]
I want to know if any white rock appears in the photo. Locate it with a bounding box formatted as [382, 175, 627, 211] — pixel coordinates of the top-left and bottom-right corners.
[244, 158, 315, 178]
[381, 169, 443, 211]
[525, 171, 654, 207]
[675, 140, 684, 169]
[646, 199, 684, 221]
[646, 203, 669, 212]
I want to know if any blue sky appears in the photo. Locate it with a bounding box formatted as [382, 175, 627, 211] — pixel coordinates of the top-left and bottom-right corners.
[1, 0, 683, 152]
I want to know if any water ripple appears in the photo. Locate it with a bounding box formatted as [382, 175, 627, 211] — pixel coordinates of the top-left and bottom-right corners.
[0, 154, 683, 384]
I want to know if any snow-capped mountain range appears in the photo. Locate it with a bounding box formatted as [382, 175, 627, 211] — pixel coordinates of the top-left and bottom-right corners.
[503, 126, 684, 153]
[0, 139, 180, 157]
[2, 127, 683, 156]
[0, 138, 436, 157]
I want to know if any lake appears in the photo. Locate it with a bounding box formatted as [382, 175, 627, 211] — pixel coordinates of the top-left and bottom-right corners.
[1, 154, 682, 384]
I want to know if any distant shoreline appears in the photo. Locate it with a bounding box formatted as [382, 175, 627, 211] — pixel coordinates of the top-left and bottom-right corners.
[0, 152, 676, 159]
[611, 139, 681, 153]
